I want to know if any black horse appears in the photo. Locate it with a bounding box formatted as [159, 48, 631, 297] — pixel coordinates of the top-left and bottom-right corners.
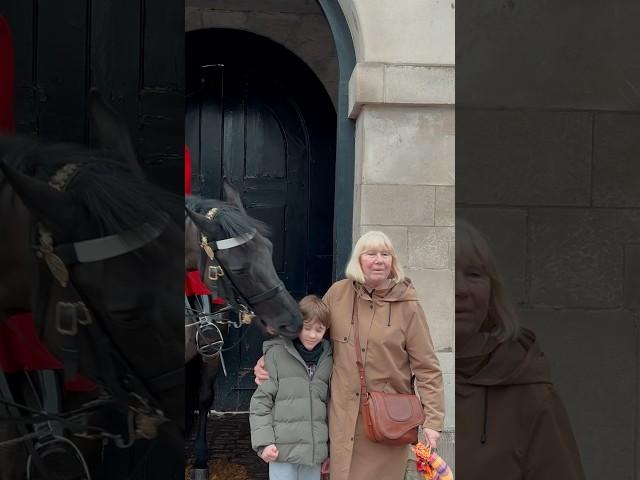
[184, 189, 302, 479]
[0, 133, 185, 479]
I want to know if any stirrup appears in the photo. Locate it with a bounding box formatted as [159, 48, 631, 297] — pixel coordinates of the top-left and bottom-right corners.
[26, 435, 92, 480]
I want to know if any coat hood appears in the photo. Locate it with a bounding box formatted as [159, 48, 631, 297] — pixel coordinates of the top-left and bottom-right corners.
[456, 328, 551, 387]
[263, 336, 289, 353]
[455, 329, 586, 478]
[263, 336, 331, 358]
[352, 278, 418, 303]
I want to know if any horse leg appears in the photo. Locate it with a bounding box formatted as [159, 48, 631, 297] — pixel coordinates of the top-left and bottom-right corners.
[0, 373, 27, 480]
[192, 356, 220, 480]
[0, 423, 27, 480]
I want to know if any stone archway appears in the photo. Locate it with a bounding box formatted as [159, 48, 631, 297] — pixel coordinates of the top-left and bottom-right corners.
[185, 0, 357, 279]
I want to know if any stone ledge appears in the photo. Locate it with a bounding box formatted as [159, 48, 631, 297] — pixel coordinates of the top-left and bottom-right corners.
[349, 63, 455, 118]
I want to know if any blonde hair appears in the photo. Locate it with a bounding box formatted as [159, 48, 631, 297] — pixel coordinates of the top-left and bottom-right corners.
[345, 231, 405, 285]
[456, 219, 520, 342]
[298, 295, 330, 329]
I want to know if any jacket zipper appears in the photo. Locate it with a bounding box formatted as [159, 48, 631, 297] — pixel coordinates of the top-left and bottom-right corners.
[309, 382, 315, 464]
[287, 342, 325, 464]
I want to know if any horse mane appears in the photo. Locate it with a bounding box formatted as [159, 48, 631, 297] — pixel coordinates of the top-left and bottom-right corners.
[1, 135, 182, 236]
[186, 195, 270, 238]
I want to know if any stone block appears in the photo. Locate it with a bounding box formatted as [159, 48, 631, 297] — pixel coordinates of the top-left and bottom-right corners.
[357, 0, 454, 65]
[436, 351, 454, 373]
[186, 0, 319, 13]
[593, 113, 640, 207]
[201, 9, 248, 30]
[408, 268, 454, 351]
[408, 227, 454, 269]
[246, 12, 301, 39]
[529, 209, 640, 308]
[457, 0, 640, 110]
[441, 372, 455, 430]
[457, 111, 592, 206]
[385, 65, 454, 105]
[624, 244, 640, 310]
[360, 184, 435, 226]
[348, 63, 384, 118]
[438, 351, 455, 429]
[435, 186, 454, 226]
[520, 308, 639, 479]
[185, 7, 202, 31]
[361, 106, 454, 186]
[359, 225, 408, 265]
[455, 208, 528, 305]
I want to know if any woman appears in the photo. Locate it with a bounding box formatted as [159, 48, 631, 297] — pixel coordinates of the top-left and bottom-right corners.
[456, 219, 585, 479]
[256, 231, 444, 480]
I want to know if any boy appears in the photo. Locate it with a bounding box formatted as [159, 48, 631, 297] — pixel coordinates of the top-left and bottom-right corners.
[250, 295, 332, 480]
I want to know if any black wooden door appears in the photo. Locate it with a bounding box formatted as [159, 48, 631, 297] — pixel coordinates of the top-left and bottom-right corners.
[186, 29, 336, 411]
[1, 0, 184, 194]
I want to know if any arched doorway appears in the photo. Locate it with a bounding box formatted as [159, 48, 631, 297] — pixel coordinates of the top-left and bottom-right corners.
[186, 28, 336, 410]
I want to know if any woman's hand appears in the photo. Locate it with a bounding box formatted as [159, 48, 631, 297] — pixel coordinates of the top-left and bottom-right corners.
[424, 428, 441, 449]
[259, 444, 279, 463]
[254, 355, 269, 385]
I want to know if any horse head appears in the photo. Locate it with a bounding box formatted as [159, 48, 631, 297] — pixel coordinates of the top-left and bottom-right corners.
[0, 140, 185, 432]
[185, 181, 303, 338]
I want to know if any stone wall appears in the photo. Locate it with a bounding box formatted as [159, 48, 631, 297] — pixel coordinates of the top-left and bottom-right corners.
[457, 1, 640, 477]
[185, 0, 338, 107]
[345, 1, 455, 430]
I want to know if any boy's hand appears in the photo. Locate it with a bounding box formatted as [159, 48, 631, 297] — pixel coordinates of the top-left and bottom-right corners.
[259, 444, 279, 463]
[254, 355, 269, 385]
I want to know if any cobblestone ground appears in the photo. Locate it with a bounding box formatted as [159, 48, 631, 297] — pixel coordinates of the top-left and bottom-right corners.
[185, 412, 451, 480]
[185, 412, 268, 480]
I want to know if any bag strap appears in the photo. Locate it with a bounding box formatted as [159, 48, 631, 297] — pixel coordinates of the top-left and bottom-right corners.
[352, 289, 417, 404]
[352, 290, 368, 407]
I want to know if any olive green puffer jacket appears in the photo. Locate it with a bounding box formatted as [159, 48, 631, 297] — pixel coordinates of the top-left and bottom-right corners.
[249, 337, 333, 466]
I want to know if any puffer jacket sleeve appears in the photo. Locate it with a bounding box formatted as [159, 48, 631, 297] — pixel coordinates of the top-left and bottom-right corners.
[406, 302, 445, 432]
[524, 387, 585, 479]
[249, 347, 280, 452]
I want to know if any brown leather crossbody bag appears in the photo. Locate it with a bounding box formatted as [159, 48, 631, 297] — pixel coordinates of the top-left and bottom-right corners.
[352, 291, 425, 445]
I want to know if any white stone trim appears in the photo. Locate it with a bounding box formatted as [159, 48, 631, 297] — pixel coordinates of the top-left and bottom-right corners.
[349, 63, 455, 118]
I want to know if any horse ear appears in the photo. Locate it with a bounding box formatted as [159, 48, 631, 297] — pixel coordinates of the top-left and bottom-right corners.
[222, 179, 245, 212]
[185, 207, 222, 239]
[88, 89, 142, 176]
[0, 162, 77, 230]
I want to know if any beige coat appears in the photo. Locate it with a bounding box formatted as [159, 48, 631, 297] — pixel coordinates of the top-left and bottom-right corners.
[323, 279, 444, 480]
[456, 329, 585, 479]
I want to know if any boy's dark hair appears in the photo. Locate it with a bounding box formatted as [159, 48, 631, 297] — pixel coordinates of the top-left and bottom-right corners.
[298, 295, 330, 329]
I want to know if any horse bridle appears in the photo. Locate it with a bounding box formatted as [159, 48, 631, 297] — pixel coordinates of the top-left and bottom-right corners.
[188, 206, 287, 331]
[0, 163, 177, 479]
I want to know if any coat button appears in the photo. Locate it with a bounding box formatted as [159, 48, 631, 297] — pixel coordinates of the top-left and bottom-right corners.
[369, 304, 373, 309]
[356, 392, 359, 397]
[343, 337, 347, 341]
[361, 348, 365, 352]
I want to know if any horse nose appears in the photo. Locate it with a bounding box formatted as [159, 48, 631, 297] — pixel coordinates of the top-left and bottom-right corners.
[278, 320, 302, 337]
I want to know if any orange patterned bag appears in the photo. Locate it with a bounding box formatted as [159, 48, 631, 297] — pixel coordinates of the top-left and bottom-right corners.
[413, 442, 454, 480]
